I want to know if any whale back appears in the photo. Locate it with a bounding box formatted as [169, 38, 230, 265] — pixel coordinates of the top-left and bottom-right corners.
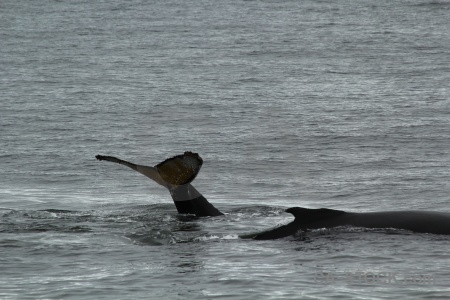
[286, 207, 346, 226]
[243, 207, 347, 240]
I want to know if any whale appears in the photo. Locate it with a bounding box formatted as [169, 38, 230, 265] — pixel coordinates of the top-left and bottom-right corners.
[243, 207, 450, 240]
[96, 151, 450, 237]
[95, 152, 223, 217]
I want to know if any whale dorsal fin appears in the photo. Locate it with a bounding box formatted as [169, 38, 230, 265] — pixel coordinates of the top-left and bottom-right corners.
[286, 207, 345, 223]
[155, 151, 203, 186]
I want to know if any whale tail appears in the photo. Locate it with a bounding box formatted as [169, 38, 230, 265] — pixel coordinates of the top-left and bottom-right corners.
[96, 152, 223, 217]
[155, 151, 203, 186]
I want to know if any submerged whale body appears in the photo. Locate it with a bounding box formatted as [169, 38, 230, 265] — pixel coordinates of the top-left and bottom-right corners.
[96, 151, 450, 237]
[245, 207, 450, 240]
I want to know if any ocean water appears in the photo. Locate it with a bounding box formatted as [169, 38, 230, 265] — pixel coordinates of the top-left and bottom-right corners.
[1, 0, 450, 299]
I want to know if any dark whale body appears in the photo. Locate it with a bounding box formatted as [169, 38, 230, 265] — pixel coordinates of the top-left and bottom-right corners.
[96, 152, 450, 238]
[246, 207, 450, 240]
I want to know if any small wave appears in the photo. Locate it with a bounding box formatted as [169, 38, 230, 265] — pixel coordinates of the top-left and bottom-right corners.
[413, 1, 450, 7]
[194, 234, 239, 242]
[126, 230, 175, 246]
[229, 205, 286, 217]
[39, 209, 75, 214]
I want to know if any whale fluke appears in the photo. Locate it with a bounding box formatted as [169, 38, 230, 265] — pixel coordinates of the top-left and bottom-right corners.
[96, 152, 203, 187]
[95, 152, 223, 217]
[155, 151, 203, 186]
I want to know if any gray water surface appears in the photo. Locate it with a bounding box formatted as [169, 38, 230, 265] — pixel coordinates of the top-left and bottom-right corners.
[1, 0, 450, 298]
